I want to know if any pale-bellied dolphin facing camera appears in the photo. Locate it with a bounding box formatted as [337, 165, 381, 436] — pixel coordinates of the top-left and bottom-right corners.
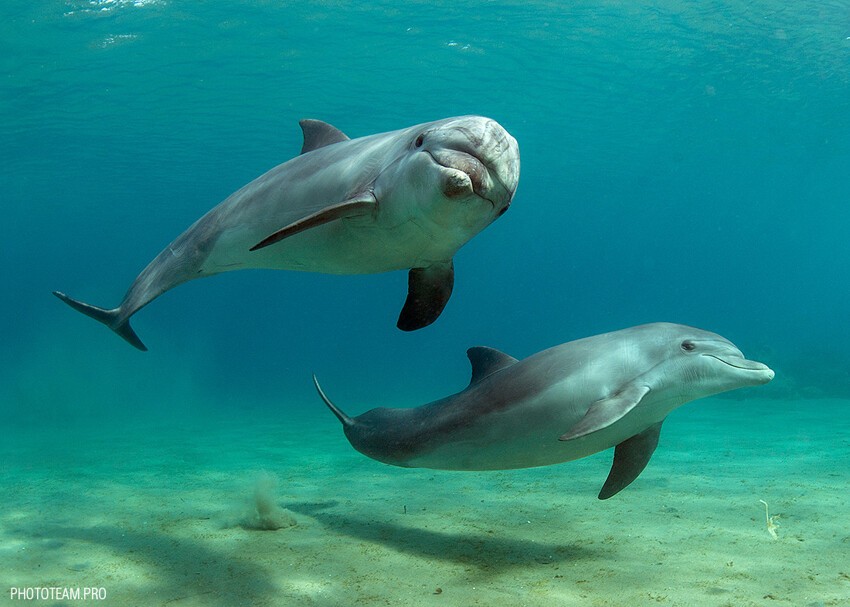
[54, 116, 520, 350]
[315, 323, 774, 499]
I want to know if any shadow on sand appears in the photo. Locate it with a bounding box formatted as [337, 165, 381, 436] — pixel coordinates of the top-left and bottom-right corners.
[10, 499, 602, 604]
[287, 500, 601, 573]
[11, 523, 277, 607]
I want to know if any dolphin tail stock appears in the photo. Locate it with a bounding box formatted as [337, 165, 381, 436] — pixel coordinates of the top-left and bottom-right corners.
[312, 374, 354, 427]
[52, 291, 147, 351]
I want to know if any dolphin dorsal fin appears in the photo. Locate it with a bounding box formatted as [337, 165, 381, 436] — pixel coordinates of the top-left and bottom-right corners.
[466, 346, 519, 385]
[299, 119, 350, 154]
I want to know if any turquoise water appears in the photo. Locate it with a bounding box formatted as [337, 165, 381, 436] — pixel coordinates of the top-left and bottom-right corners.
[3, 1, 849, 413]
[2, 1, 849, 605]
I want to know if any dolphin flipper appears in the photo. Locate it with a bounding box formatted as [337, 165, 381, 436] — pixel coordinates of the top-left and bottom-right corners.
[397, 261, 454, 331]
[249, 193, 376, 251]
[52, 291, 147, 351]
[598, 421, 663, 500]
[559, 383, 651, 441]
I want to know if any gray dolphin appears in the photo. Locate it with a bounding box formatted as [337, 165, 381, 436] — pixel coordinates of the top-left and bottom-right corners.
[53, 116, 520, 350]
[315, 323, 774, 499]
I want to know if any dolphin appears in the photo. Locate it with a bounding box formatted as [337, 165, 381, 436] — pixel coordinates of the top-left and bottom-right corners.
[315, 323, 774, 499]
[53, 116, 520, 350]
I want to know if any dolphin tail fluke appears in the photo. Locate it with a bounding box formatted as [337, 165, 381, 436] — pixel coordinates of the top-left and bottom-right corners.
[52, 291, 148, 351]
[312, 374, 354, 427]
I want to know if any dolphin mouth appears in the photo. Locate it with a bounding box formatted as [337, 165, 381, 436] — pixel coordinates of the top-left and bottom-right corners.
[705, 354, 775, 378]
[424, 149, 504, 208]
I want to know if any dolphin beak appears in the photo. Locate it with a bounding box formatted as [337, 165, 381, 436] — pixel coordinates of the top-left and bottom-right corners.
[425, 118, 519, 214]
[469, 157, 514, 211]
[426, 149, 502, 208]
[706, 354, 775, 383]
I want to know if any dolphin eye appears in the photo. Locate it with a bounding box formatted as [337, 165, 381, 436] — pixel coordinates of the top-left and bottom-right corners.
[414, 134, 425, 148]
[681, 340, 696, 352]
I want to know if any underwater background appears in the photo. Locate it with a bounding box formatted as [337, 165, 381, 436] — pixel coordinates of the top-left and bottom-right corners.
[2, 1, 849, 606]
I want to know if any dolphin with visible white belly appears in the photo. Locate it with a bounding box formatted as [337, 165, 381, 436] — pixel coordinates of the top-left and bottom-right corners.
[315, 323, 774, 499]
[53, 116, 520, 350]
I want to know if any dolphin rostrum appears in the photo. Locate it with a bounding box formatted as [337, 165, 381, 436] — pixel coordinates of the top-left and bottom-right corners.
[315, 323, 774, 499]
[54, 116, 520, 350]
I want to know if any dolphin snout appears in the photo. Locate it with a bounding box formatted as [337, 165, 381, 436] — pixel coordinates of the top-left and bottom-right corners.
[422, 116, 520, 216]
[479, 120, 520, 199]
[722, 357, 771, 372]
[745, 362, 775, 385]
[707, 353, 775, 385]
[429, 149, 505, 208]
[443, 117, 520, 202]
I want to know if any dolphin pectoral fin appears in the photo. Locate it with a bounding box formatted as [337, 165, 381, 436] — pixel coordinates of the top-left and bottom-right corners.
[466, 346, 519, 385]
[598, 421, 664, 500]
[396, 261, 454, 331]
[249, 193, 376, 251]
[559, 383, 651, 441]
[299, 119, 350, 154]
[52, 291, 147, 351]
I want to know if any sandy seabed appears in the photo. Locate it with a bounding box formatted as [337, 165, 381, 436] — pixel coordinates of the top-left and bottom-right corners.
[3, 397, 848, 607]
